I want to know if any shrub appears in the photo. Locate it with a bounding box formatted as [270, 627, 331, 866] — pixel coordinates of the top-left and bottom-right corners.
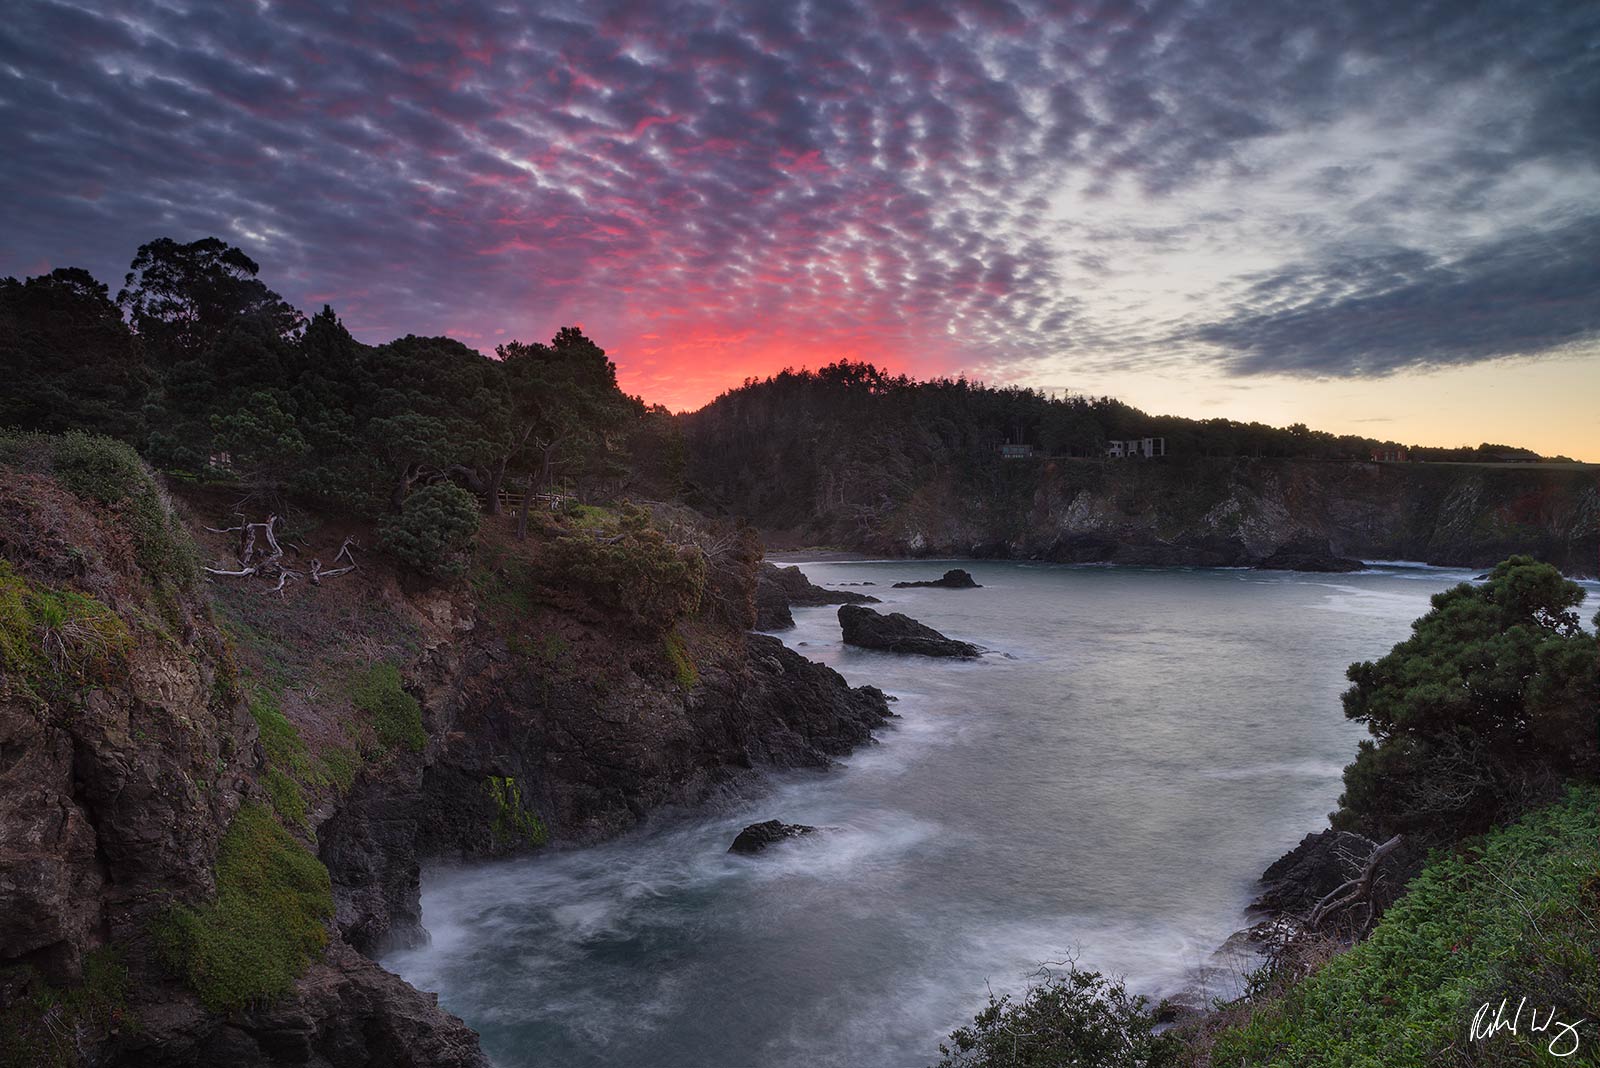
[351, 663, 425, 752]
[934, 963, 1182, 1068]
[541, 503, 705, 632]
[0, 431, 199, 612]
[155, 803, 332, 1013]
[378, 481, 480, 578]
[1210, 787, 1600, 1067]
[1334, 556, 1598, 840]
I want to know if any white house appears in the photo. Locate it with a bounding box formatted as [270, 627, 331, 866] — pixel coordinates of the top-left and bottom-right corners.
[1106, 437, 1166, 459]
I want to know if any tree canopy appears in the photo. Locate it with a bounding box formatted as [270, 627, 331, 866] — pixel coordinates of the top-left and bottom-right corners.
[1334, 556, 1598, 839]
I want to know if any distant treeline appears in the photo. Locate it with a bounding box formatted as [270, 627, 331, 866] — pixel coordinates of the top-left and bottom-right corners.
[0, 237, 682, 520]
[680, 362, 1566, 530]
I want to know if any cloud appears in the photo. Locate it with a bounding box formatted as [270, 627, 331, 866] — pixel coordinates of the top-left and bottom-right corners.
[0, 0, 1597, 407]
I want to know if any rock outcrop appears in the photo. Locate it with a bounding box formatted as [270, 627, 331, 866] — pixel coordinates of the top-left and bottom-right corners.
[1255, 537, 1365, 573]
[728, 820, 817, 854]
[837, 604, 980, 658]
[892, 568, 982, 588]
[755, 561, 879, 630]
[1250, 828, 1414, 918]
[0, 445, 896, 1067]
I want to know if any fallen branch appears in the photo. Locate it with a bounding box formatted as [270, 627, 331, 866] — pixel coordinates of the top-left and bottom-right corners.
[1308, 834, 1403, 930]
[204, 516, 357, 595]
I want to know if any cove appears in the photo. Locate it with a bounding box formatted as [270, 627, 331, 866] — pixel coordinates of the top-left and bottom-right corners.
[385, 559, 1504, 1068]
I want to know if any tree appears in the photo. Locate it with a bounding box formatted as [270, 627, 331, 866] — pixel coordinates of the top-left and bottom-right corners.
[1333, 556, 1599, 840]
[0, 267, 151, 439]
[378, 482, 481, 578]
[117, 237, 303, 363]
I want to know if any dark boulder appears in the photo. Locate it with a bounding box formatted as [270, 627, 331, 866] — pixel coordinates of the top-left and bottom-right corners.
[892, 568, 982, 589]
[728, 820, 817, 855]
[761, 562, 879, 606]
[754, 573, 795, 630]
[755, 562, 878, 630]
[1256, 537, 1365, 573]
[1250, 828, 1411, 916]
[837, 604, 980, 658]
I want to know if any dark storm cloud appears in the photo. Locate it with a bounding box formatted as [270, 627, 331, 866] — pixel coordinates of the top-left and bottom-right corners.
[1185, 216, 1600, 375]
[1, 0, 1597, 396]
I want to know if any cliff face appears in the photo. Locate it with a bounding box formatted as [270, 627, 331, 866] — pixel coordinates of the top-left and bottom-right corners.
[771, 459, 1600, 576]
[0, 445, 890, 1067]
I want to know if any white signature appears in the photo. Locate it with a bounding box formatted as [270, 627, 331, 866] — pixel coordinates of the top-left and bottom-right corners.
[1470, 997, 1587, 1059]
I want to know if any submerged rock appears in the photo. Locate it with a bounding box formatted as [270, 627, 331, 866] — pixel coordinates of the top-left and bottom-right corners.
[837, 604, 980, 658]
[728, 820, 817, 855]
[892, 568, 982, 589]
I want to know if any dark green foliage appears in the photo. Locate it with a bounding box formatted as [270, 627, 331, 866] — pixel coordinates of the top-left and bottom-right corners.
[485, 775, 549, 849]
[1210, 787, 1600, 1067]
[379, 481, 480, 577]
[933, 964, 1181, 1068]
[685, 362, 1437, 539]
[0, 948, 133, 1068]
[351, 663, 425, 752]
[0, 267, 152, 441]
[541, 504, 706, 632]
[155, 803, 332, 1013]
[1334, 556, 1598, 839]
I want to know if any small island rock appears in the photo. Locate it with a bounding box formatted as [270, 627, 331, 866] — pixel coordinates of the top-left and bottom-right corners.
[837, 604, 980, 658]
[892, 568, 982, 589]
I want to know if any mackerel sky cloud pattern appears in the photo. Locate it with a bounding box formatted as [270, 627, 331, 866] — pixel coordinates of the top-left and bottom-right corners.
[3, 0, 1598, 409]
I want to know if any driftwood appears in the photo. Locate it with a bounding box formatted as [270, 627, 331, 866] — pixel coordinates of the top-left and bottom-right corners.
[205, 515, 358, 597]
[1308, 833, 1403, 930]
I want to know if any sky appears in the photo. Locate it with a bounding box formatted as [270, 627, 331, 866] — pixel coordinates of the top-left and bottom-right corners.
[3, 0, 1598, 457]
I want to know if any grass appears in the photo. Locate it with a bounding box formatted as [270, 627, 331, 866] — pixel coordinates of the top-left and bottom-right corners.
[1209, 786, 1600, 1067]
[0, 949, 133, 1068]
[154, 803, 332, 1014]
[0, 561, 132, 698]
[351, 663, 425, 753]
[0, 431, 200, 617]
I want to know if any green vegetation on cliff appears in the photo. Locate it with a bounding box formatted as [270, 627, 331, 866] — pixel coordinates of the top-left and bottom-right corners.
[352, 663, 426, 753]
[155, 803, 333, 1013]
[1210, 787, 1600, 1068]
[0, 948, 132, 1068]
[0, 561, 131, 698]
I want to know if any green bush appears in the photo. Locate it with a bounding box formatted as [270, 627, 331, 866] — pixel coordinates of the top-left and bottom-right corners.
[155, 803, 332, 1013]
[0, 431, 199, 613]
[1334, 556, 1598, 840]
[378, 481, 480, 578]
[351, 663, 425, 752]
[934, 964, 1182, 1068]
[541, 503, 705, 632]
[1211, 787, 1600, 1067]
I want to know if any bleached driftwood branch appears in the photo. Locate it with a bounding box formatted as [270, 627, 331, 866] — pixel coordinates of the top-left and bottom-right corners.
[205, 517, 357, 595]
